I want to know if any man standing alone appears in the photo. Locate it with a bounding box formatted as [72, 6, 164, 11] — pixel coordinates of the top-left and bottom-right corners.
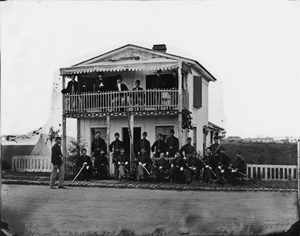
[50, 137, 66, 189]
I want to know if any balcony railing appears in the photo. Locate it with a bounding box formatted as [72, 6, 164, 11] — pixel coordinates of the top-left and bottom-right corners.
[64, 89, 181, 113]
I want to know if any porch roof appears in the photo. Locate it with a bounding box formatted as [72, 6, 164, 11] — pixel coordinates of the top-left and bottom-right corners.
[60, 58, 179, 75]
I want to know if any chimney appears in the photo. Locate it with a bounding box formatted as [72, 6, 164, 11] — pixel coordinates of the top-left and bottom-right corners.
[152, 44, 167, 53]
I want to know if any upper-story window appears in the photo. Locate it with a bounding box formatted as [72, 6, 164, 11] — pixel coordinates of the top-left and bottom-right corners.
[193, 76, 202, 108]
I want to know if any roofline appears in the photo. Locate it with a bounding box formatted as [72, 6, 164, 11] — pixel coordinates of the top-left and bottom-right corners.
[208, 121, 225, 131]
[72, 44, 217, 81]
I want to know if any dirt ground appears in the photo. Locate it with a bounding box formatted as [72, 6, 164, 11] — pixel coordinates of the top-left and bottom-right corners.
[1, 184, 298, 236]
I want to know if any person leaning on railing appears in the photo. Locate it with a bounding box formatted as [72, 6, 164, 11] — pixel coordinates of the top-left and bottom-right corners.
[61, 75, 79, 110]
[131, 79, 145, 110]
[111, 74, 129, 111]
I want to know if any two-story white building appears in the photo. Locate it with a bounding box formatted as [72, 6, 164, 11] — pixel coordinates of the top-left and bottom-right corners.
[59, 44, 218, 174]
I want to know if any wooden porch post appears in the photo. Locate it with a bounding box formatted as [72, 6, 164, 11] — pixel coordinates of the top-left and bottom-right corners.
[77, 118, 80, 144]
[62, 75, 67, 175]
[178, 62, 183, 148]
[129, 114, 134, 172]
[106, 115, 111, 174]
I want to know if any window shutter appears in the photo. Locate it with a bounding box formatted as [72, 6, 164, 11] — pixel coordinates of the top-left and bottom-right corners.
[193, 76, 202, 108]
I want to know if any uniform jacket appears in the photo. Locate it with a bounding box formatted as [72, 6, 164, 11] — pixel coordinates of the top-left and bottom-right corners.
[116, 154, 130, 165]
[94, 79, 107, 92]
[153, 158, 170, 170]
[51, 143, 63, 166]
[114, 83, 129, 92]
[77, 155, 92, 168]
[137, 154, 152, 166]
[109, 139, 124, 152]
[151, 139, 166, 155]
[179, 143, 195, 157]
[232, 158, 246, 173]
[166, 136, 179, 156]
[185, 157, 201, 169]
[94, 153, 108, 168]
[135, 138, 151, 156]
[63, 80, 78, 94]
[91, 137, 107, 155]
[209, 143, 223, 156]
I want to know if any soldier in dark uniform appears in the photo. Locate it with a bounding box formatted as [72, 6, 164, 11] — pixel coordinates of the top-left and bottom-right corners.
[49, 137, 66, 189]
[109, 133, 124, 179]
[76, 148, 93, 181]
[202, 147, 216, 183]
[94, 150, 108, 180]
[228, 151, 247, 186]
[115, 148, 130, 180]
[214, 147, 231, 185]
[136, 148, 152, 181]
[135, 132, 151, 156]
[152, 153, 171, 182]
[151, 133, 166, 158]
[165, 152, 185, 183]
[184, 152, 201, 185]
[91, 131, 107, 157]
[179, 137, 195, 158]
[109, 133, 124, 162]
[166, 129, 179, 158]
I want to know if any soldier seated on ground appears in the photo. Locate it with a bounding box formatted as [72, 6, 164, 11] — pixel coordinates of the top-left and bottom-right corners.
[184, 152, 201, 185]
[152, 153, 171, 183]
[136, 148, 152, 182]
[94, 150, 108, 180]
[228, 151, 247, 186]
[202, 147, 215, 183]
[165, 152, 185, 184]
[115, 148, 130, 180]
[214, 147, 231, 185]
[76, 148, 93, 181]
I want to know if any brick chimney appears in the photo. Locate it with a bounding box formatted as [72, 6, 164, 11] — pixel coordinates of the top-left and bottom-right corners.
[152, 44, 167, 53]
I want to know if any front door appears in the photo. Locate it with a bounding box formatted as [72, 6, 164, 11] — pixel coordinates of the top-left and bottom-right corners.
[122, 127, 141, 156]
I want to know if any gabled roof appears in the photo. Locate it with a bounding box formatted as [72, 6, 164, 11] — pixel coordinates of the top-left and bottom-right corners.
[60, 44, 216, 82]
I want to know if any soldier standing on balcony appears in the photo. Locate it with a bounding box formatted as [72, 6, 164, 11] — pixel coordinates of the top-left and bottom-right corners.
[166, 129, 179, 158]
[151, 69, 164, 108]
[135, 132, 151, 156]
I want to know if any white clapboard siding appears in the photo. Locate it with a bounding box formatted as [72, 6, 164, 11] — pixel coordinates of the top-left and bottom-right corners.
[12, 156, 52, 172]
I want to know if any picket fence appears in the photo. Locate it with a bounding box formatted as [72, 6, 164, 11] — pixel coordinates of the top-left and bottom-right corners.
[11, 155, 298, 180]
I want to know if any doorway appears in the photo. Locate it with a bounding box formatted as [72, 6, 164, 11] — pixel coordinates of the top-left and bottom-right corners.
[122, 127, 141, 156]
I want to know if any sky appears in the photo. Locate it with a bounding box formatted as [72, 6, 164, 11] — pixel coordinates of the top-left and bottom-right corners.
[1, 0, 300, 141]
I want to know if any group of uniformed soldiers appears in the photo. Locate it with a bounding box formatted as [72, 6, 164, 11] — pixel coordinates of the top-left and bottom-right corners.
[76, 130, 247, 186]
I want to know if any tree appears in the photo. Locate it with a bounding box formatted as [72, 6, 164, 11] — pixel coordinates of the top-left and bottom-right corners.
[45, 126, 60, 145]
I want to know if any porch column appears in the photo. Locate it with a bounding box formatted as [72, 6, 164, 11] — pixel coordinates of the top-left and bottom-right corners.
[106, 115, 112, 174]
[178, 62, 183, 148]
[129, 114, 134, 172]
[62, 75, 67, 175]
[77, 118, 80, 147]
[297, 139, 300, 206]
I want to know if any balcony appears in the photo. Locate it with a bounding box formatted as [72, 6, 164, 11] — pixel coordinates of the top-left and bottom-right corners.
[64, 89, 188, 118]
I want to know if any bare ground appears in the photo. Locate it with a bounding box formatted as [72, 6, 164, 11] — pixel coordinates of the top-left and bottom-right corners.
[1, 185, 298, 236]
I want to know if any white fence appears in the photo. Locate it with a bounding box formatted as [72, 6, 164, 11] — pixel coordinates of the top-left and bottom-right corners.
[12, 156, 52, 172]
[10, 156, 299, 180]
[246, 164, 297, 180]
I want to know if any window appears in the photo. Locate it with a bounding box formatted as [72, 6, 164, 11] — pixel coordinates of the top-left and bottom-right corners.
[193, 76, 202, 108]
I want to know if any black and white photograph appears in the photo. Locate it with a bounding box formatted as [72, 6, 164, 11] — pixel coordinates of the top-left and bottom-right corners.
[0, 1, 300, 235]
